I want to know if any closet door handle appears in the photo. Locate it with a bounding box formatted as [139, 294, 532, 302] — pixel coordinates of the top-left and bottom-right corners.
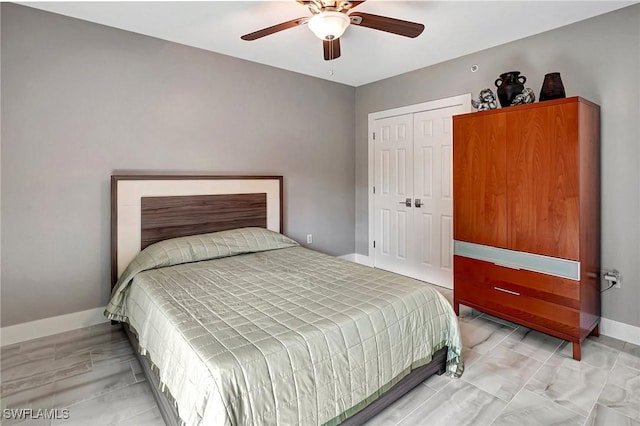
[414, 198, 422, 208]
[493, 287, 521, 296]
[399, 198, 412, 207]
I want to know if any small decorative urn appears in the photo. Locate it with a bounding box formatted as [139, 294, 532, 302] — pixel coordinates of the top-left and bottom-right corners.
[539, 72, 566, 101]
[495, 71, 527, 107]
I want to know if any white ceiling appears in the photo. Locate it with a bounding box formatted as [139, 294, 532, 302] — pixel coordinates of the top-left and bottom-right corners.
[21, 1, 637, 87]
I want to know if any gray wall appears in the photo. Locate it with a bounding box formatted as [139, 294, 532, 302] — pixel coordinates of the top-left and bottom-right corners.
[355, 4, 640, 327]
[1, 4, 355, 326]
[3, 3, 639, 331]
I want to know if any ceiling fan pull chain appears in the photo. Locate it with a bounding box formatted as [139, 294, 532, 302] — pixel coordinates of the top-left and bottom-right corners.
[329, 41, 335, 76]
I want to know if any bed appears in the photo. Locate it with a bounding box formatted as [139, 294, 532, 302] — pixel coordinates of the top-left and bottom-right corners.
[106, 175, 463, 426]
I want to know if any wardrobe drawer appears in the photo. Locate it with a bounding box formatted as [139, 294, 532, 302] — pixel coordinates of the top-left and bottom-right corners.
[454, 256, 581, 337]
[455, 274, 580, 338]
[454, 255, 579, 308]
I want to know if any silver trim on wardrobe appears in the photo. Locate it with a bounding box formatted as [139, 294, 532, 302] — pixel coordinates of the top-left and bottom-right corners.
[454, 240, 580, 281]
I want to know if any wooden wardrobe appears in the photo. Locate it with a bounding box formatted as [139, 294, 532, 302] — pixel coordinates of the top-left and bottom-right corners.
[452, 96, 600, 360]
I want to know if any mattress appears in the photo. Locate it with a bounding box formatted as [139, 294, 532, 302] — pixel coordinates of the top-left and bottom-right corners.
[105, 227, 463, 426]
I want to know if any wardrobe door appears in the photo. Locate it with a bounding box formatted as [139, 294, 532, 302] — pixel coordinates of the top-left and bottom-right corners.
[453, 113, 507, 248]
[506, 103, 580, 260]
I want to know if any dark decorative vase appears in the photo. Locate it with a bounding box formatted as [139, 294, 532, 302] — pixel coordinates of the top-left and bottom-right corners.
[539, 72, 566, 101]
[495, 71, 527, 107]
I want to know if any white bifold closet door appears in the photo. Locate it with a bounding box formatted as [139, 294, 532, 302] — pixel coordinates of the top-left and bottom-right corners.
[373, 104, 464, 289]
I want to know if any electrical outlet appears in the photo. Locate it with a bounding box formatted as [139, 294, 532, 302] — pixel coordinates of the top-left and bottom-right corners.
[603, 269, 621, 289]
[306, 234, 313, 244]
[613, 272, 621, 288]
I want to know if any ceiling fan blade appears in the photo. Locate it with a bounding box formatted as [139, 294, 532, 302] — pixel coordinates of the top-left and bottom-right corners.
[241, 17, 308, 41]
[323, 38, 341, 60]
[349, 12, 424, 38]
[347, 1, 367, 10]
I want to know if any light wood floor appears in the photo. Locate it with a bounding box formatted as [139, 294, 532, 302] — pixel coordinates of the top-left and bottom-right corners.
[2, 288, 639, 425]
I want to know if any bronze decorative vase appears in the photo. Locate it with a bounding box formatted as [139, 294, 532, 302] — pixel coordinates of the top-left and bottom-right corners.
[495, 71, 527, 107]
[539, 72, 566, 101]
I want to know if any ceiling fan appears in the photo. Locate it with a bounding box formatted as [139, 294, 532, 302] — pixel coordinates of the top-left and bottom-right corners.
[241, 0, 425, 61]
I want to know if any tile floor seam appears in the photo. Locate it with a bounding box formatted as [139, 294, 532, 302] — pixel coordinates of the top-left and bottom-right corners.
[597, 355, 640, 423]
[479, 315, 519, 346]
[580, 408, 591, 426]
[456, 343, 514, 424]
[128, 360, 138, 383]
[113, 406, 159, 426]
[501, 338, 604, 423]
[544, 343, 595, 426]
[484, 342, 550, 425]
[391, 376, 455, 426]
[105, 391, 159, 426]
[538, 350, 614, 422]
[59, 381, 154, 423]
[584, 353, 622, 424]
[486, 397, 512, 426]
[54, 368, 140, 410]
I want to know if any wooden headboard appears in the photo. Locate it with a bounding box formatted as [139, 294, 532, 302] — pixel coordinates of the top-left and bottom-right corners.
[111, 175, 283, 288]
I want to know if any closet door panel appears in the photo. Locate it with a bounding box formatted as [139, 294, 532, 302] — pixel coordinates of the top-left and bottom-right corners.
[373, 114, 415, 272]
[506, 103, 580, 260]
[453, 114, 507, 248]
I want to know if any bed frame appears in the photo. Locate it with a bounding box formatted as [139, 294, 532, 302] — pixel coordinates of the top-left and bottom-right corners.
[110, 174, 448, 426]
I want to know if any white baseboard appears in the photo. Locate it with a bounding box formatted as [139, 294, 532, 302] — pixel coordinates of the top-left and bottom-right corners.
[0, 307, 109, 347]
[600, 317, 640, 346]
[338, 253, 357, 262]
[354, 254, 374, 267]
[339, 253, 373, 267]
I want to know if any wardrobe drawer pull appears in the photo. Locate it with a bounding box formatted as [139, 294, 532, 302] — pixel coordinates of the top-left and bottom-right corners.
[493, 287, 521, 296]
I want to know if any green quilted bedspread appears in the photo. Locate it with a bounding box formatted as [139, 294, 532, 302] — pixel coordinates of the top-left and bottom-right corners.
[105, 227, 463, 426]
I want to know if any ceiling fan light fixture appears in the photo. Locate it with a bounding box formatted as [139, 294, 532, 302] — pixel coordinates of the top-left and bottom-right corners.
[308, 11, 350, 40]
